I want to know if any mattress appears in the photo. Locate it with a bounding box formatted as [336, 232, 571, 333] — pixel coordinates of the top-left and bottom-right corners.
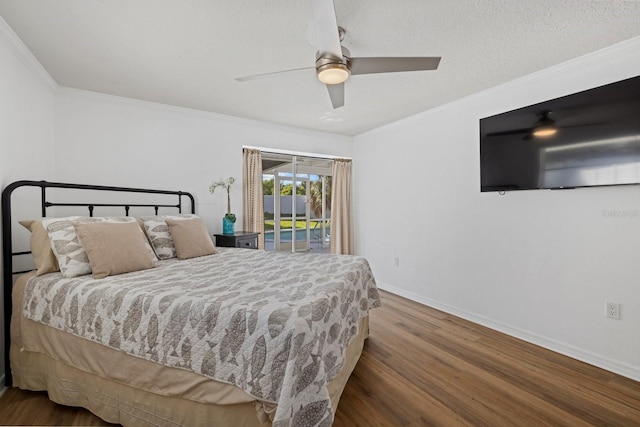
[11, 248, 380, 426]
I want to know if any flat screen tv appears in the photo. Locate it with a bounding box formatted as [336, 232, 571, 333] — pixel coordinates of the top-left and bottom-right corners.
[480, 75, 640, 192]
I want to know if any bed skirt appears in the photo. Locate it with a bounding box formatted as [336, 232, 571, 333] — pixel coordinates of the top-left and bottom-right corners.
[10, 306, 368, 426]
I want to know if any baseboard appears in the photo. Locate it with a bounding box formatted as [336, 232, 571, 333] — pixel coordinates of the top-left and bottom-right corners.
[0, 377, 6, 398]
[378, 282, 640, 382]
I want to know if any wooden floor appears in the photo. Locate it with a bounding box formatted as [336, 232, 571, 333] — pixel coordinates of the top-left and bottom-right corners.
[1, 290, 640, 426]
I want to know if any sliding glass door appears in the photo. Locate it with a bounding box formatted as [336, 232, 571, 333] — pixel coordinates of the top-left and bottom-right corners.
[263, 154, 332, 253]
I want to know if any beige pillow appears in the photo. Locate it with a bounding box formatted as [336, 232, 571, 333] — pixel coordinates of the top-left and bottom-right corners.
[165, 218, 217, 259]
[73, 221, 156, 279]
[139, 214, 198, 260]
[44, 216, 158, 278]
[19, 220, 60, 275]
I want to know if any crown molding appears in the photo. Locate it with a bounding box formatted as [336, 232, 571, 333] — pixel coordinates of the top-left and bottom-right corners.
[0, 16, 57, 91]
[56, 86, 352, 142]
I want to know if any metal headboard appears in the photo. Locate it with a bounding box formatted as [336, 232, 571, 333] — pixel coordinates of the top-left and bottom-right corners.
[1, 180, 196, 386]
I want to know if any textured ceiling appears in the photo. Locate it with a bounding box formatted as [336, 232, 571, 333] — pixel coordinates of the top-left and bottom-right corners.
[0, 0, 639, 136]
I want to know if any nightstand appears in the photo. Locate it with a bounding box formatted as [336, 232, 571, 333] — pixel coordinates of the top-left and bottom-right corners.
[214, 232, 259, 249]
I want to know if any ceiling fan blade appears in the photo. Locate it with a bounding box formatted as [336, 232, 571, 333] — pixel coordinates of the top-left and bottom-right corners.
[312, 0, 343, 59]
[559, 122, 608, 129]
[350, 57, 441, 75]
[326, 83, 344, 109]
[235, 66, 315, 82]
[485, 128, 533, 137]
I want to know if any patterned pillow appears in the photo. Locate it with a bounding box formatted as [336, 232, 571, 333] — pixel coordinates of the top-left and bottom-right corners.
[140, 214, 198, 260]
[43, 216, 158, 278]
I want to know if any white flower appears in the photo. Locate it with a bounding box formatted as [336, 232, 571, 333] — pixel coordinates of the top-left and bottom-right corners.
[209, 177, 235, 215]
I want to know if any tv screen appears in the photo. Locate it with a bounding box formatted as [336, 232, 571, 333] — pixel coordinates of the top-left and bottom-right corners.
[480, 75, 640, 192]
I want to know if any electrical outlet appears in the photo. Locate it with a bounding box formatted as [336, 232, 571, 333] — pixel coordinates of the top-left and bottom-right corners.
[606, 301, 620, 320]
[393, 257, 400, 267]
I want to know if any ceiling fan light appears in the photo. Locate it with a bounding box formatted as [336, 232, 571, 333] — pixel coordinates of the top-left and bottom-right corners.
[317, 63, 350, 85]
[533, 126, 557, 137]
[532, 112, 557, 138]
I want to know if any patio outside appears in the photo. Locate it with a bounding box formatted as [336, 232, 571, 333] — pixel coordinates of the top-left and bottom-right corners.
[263, 218, 330, 253]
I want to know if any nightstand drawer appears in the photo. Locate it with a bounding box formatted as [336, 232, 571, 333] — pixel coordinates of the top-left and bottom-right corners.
[236, 236, 257, 249]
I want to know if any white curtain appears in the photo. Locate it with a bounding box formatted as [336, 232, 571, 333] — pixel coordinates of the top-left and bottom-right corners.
[330, 158, 354, 255]
[242, 148, 265, 250]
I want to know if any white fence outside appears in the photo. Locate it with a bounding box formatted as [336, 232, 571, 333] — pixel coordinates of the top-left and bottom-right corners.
[264, 195, 331, 218]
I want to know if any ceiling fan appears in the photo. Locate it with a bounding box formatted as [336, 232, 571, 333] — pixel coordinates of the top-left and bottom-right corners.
[485, 111, 604, 140]
[485, 111, 558, 140]
[235, 0, 441, 109]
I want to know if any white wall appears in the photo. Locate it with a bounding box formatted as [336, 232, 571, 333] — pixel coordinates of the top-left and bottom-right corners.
[353, 36, 640, 380]
[0, 17, 56, 383]
[53, 88, 352, 234]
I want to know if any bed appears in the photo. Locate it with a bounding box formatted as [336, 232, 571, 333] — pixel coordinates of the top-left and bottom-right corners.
[2, 180, 381, 427]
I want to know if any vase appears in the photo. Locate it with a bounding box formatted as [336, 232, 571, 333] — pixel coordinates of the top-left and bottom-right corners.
[223, 216, 235, 235]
